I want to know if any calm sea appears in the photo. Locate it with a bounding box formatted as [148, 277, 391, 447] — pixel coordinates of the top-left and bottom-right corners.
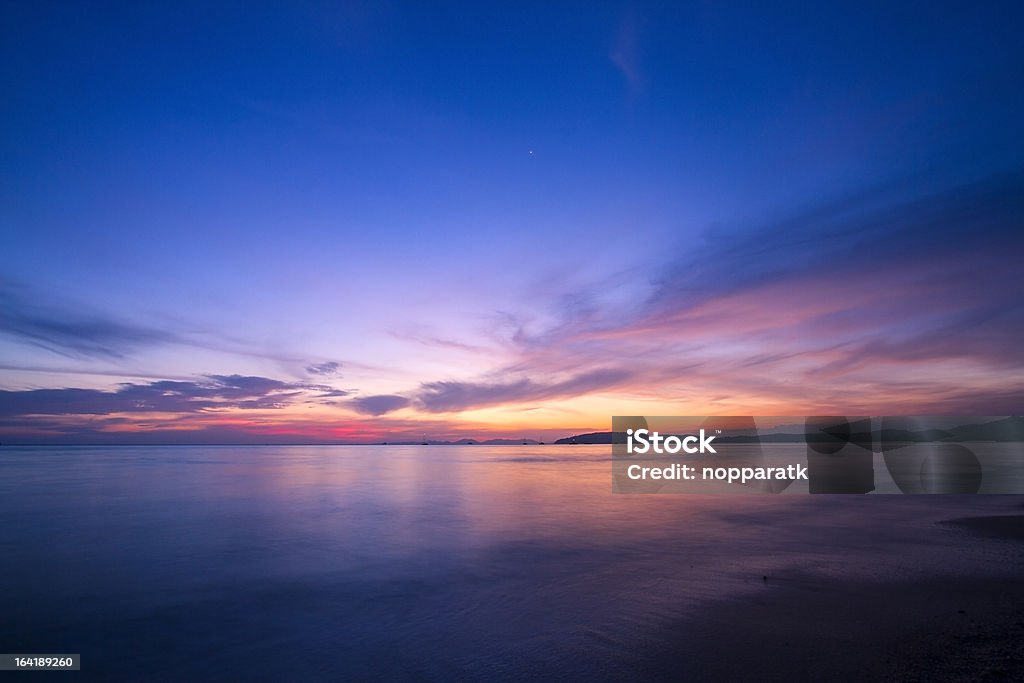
[0, 444, 1019, 680]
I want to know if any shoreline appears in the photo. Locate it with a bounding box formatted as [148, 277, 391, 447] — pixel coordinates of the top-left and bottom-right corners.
[642, 515, 1024, 681]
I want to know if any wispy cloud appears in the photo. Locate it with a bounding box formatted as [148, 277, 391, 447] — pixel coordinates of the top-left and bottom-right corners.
[610, 7, 643, 90]
[373, 171, 1024, 416]
[647, 172, 1024, 314]
[306, 361, 341, 376]
[0, 282, 344, 374]
[345, 368, 636, 416]
[415, 368, 635, 413]
[0, 283, 179, 359]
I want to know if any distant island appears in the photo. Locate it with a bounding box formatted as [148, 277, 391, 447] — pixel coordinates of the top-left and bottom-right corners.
[554, 417, 1024, 446]
[555, 432, 617, 444]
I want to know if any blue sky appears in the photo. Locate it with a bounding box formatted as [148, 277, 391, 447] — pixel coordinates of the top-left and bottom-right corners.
[1, 2, 1022, 442]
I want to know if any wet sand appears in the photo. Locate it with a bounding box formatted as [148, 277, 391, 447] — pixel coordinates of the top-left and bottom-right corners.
[647, 515, 1024, 682]
[942, 514, 1024, 541]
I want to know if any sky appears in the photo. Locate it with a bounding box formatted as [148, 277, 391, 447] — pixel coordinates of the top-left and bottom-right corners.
[1, 1, 1022, 443]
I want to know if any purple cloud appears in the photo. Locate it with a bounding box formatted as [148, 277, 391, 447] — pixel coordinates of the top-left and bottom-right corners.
[0, 375, 325, 417]
[306, 361, 341, 376]
[350, 394, 411, 416]
[414, 368, 634, 413]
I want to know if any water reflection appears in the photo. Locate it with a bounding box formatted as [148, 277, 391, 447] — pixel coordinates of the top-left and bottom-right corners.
[0, 445, 1019, 680]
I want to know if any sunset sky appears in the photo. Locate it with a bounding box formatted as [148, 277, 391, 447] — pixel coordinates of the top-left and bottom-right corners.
[2, 2, 1022, 443]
